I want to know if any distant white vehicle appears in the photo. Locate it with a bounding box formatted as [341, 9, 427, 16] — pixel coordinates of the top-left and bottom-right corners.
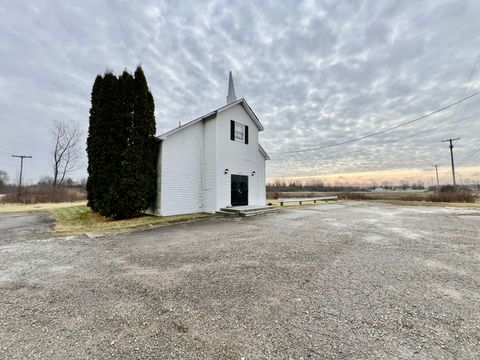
[374, 187, 386, 192]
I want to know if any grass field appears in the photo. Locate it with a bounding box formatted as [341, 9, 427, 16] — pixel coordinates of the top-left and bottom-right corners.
[371, 199, 480, 208]
[51, 205, 211, 236]
[266, 197, 480, 208]
[0, 202, 211, 236]
[268, 190, 480, 207]
[0, 201, 87, 214]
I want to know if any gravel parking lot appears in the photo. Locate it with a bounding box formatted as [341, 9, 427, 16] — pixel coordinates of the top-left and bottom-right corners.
[1, 202, 479, 359]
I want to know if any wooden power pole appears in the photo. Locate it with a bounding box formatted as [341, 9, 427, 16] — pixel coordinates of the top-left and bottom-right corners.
[441, 138, 460, 187]
[433, 165, 440, 191]
[11, 154, 32, 200]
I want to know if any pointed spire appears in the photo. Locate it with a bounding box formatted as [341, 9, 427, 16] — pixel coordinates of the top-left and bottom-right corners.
[226, 70, 237, 104]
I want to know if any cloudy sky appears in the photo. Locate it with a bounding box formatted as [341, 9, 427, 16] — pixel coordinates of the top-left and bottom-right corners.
[1, 0, 480, 186]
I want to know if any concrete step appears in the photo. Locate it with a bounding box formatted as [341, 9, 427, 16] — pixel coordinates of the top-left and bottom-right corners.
[217, 206, 278, 217]
[220, 206, 274, 213]
[241, 208, 278, 217]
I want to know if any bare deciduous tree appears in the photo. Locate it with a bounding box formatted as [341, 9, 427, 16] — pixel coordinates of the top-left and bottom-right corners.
[52, 120, 82, 187]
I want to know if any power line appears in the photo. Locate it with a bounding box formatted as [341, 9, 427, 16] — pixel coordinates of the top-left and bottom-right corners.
[275, 90, 480, 155]
[439, 143, 480, 181]
[449, 53, 480, 137]
[456, 144, 480, 168]
[270, 111, 480, 166]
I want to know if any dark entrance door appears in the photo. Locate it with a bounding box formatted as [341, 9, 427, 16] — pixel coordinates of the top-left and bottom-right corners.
[231, 175, 248, 206]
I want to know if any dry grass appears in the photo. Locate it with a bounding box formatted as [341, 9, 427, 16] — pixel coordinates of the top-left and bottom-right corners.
[267, 191, 335, 199]
[427, 189, 476, 203]
[1, 186, 86, 204]
[337, 191, 431, 201]
[374, 200, 480, 208]
[338, 190, 478, 203]
[51, 205, 212, 236]
[0, 201, 87, 214]
[268, 190, 479, 208]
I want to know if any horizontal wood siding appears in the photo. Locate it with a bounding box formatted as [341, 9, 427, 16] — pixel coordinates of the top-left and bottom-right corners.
[216, 104, 264, 207]
[160, 122, 204, 216]
[257, 149, 266, 205]
[203, 117, 217, 212]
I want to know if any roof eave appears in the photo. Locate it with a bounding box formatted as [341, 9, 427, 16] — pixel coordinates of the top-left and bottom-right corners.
[259, 144, 270, 160]
[156, 97, 264, 139]
[215, 98, 264, 131]
[157, 110, 217, 139]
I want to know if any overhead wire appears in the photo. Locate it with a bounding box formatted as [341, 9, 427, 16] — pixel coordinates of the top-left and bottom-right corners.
[273, 90, 480, 155]
[456, 144, 480, 168]
[269, 111, 480, 166]
[449, 53, 480, 138]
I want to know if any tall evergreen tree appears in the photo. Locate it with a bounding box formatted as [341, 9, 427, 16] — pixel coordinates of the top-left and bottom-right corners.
[86, 75, 103, 212]
[115, 67, 157, 218]
[87, 67, 157, 219]
[131, 67, 157, 209]
[96, 72, 127, 217]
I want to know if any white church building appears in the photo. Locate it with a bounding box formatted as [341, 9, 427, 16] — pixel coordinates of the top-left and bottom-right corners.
[153, 72, 269, 216]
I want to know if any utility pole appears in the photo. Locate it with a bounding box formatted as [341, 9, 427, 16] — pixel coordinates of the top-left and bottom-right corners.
[441, 138, 460, 187]
[11, 154, 32, 201]
[433, 165, 440, 191]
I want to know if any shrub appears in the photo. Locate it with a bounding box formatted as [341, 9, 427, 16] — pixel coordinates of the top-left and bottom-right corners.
[427, 188, 475, 203]
[337, 192, 372, 200]
[439, 185, 456, 193]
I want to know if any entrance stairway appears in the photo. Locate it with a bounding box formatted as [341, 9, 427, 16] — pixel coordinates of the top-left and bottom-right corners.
[217, 205, 278, 217]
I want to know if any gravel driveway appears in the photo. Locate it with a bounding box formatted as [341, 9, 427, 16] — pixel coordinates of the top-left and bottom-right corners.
[0, 202, 479, 359]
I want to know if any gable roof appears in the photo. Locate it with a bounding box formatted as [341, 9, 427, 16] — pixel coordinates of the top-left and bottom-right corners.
[157, 98, 264, 140]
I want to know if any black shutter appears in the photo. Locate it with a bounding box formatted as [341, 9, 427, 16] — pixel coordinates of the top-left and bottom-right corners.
[245, 125, 249, 144]
[230, 120, 235, 141]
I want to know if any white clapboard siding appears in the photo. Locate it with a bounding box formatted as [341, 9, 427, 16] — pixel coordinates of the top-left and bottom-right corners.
[216, 104, 262, 208]
[159, 121, 204, 216]
[155, 100, 268, 216]
[202, 116, 218, 212]
[257, 148, 266, 205]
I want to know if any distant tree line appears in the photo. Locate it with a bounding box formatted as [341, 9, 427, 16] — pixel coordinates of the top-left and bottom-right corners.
[86, 67, 157, 219]
[267, 180, 370, 192]
[267, 180, 427, 192]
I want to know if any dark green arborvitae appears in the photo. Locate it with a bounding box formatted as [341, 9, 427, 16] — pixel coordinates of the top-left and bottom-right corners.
[86, 75, 103, 212]
[132, 66, 157, 213]
[86, 67, 157, 219]
[115, 67, 157, 218]
[96, 72, 125, 217]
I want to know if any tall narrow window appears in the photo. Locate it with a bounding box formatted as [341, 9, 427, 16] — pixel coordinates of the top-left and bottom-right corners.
[234, 122, 244, 141]
[230, 120, 249, 144]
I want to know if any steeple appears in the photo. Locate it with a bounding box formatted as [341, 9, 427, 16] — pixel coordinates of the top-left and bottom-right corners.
[226, 71, 237, 104]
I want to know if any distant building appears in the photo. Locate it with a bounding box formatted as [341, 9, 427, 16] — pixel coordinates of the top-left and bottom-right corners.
[374, 187, 385, 192]
[153, 72, 269, 216]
